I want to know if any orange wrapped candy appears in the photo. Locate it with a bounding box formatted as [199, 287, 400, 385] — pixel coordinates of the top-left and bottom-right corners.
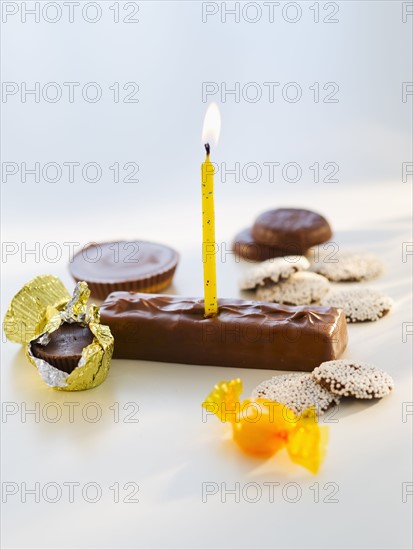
[202, 379, 328, 474]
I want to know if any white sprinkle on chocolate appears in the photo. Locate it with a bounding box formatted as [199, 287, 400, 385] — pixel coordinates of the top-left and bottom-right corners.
[311, 251, 384, 282]
[252, 373, 340, 416]
[312, 360, 394, 399]
[256, 271, 330, 305]
[320, 287, 393, 322]
[239, 256, 310, 290]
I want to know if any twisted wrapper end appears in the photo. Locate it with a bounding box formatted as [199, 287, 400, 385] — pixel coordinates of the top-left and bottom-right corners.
[202, 378, 243, 422]
[286, 407, 329, 474]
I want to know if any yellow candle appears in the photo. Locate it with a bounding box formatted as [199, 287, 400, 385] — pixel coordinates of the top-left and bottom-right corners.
[201, 143, 218, 317]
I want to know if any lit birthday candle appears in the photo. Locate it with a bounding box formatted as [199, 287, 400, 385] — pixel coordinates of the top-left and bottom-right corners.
[201, 103, 221, 317]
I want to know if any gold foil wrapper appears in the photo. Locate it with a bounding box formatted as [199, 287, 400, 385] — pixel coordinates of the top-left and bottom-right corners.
[4, 276, 114, 391]
[3, 274, 71, 344]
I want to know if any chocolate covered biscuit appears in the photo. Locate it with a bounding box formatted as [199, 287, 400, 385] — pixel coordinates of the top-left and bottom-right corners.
[321, 288, 393, 322]
[252, 373, 340, 415]
[252, 208, 332, 252]
[312, 360, 394, 399]
[239, 256, 310, 290]
[311, 251, 384, 282]
[232, 228, 296, 262]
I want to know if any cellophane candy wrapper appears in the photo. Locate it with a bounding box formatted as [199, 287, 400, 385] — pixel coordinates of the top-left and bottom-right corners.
[202, 379, 329, 474]
[3, 275, 114, 391]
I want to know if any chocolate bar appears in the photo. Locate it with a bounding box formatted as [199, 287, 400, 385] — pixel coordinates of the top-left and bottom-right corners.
[100, 293, 348, 371]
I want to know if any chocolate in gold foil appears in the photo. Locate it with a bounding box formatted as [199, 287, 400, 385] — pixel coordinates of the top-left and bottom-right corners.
[3, 276, 114, 391]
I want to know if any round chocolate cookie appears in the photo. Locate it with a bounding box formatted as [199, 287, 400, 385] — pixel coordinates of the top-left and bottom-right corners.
[252, 373, 340, 416]
[252, 208, 332, 253]
[312, 360, 394, 399]
[321, 288, 393, 323]
[256, 271, 330, 305]
[69, 241, 179, 300]
[232, 227, 301, 262]
[31, 322, 94, 374]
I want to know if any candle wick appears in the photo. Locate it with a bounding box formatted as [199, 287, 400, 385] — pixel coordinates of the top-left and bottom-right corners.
[204, 143, 210, 156]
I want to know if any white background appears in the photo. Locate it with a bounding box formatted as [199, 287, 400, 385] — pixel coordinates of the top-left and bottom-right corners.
[1, 1, 412, 549]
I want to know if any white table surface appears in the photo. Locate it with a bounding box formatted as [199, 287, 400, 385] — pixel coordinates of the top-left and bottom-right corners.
[1, 182, 412, 550]
[1, 1, 412, 548]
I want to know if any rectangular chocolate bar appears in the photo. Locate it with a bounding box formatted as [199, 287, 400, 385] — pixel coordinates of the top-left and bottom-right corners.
[100, 293, 348, 371]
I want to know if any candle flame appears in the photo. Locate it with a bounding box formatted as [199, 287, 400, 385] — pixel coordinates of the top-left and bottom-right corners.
[202, 102, 221, 147]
